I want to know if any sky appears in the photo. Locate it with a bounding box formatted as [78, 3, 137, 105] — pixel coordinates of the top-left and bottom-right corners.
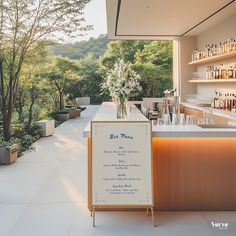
[77, 0, 107, 41]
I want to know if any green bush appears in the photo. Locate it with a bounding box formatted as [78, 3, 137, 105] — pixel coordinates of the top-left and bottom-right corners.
[76, 105, 86, 111]
[0, 123, 42, 156]
[0, 137, 20, 150]
[48, 109, 69, 120]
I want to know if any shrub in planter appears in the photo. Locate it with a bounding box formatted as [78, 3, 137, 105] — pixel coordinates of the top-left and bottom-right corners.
[76, 105, 86, 111]
[0, 139, 18, 165]
[65, 107, 82, 119]
[49, 110, 69, 121]
[65, 105, 74, 109]
[11, 123, 42, 156]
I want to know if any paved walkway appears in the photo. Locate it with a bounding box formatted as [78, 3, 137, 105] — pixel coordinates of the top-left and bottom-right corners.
[0, 105, 235, 236]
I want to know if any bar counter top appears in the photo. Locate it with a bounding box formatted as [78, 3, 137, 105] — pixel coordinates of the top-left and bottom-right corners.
[83, 102, 236, 138]
[182, 102, 236, 119]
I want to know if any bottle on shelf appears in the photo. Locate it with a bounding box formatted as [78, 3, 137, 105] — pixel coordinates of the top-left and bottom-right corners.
[191, 35, 236, 62]
[202, 63, 236, 80]
[211, 91, 236, 111]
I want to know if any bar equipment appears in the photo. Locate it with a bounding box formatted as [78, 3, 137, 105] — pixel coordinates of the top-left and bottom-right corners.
[162, 89, 180, 122]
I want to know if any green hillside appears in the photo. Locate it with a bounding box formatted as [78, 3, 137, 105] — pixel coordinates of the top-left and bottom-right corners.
[50, 34, 109, 60]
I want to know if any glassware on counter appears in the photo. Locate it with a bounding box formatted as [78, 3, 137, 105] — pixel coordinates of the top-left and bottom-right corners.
[163, 114, 171, 125]
[186, 115, 195, 125]
[178, 113, 185, 125]
[157, 118, 164, 125]
[171, 114, 178, 125]
[203, 109, 214, 124]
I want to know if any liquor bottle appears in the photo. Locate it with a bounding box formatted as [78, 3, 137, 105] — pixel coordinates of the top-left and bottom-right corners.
[215, 91, 220, 109]
[218, 42, 222, 54]
[215, 66, 219, 79]
[228, 65, 233, 79]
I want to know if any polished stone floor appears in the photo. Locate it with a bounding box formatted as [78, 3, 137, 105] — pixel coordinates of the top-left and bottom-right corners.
[0, 105, 235, 236]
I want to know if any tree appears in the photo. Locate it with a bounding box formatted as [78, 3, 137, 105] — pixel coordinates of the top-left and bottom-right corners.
[132, 63, 172, 98]
[0, 0, 92, 140]
[101, 40, 150, 69]
[67, 54, 110, 104]
[135, 41, 173, 78]
[43, 57, 80, 110]
[17, 43, 49, 130]
[134, 41, 173, 97]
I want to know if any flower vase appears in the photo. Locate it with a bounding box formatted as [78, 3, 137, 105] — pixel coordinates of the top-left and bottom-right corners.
[116, 96, 127, 119]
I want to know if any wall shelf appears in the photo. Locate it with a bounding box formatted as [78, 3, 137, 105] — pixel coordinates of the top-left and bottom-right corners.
[188, 79, 236, 83]
[188, 50, 236, 65]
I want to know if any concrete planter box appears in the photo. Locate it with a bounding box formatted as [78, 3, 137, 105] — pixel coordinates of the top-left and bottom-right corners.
[67, 108, 77, 119]
[75, 109, 81, 117]
[56, 113, 69, 121]
[0, 144, 18, 165]
[38, 119, 55, 137]
[65, 108, 81, 119]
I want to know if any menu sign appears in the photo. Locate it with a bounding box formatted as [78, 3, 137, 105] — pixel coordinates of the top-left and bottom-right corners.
[91, 121, 153, 206]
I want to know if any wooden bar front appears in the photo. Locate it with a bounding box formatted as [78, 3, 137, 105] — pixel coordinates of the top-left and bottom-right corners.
[88, 137, 236, 211]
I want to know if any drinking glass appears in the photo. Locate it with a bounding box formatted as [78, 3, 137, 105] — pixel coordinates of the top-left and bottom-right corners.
[186, 115, 194, 125]
[157, 118, 164, 125]
[152, 119, 157, 126]
[203, 109, 213, 124]
[178, 113, 185, 125]
[197, 117, 204, 125]
[171, 114, 178, 125]
[163, 114, 171, 125]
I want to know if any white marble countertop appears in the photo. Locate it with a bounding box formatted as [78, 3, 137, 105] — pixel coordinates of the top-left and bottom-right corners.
[151, 124, 236, 137]
[91, 102, 148, 121]
[83, 102, 236, 138]
[182, 102, 236, 119]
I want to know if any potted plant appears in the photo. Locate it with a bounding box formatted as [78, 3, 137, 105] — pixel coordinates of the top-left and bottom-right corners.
[0, 139, 18, 165]
[49, 110, 70, 121]
[56, 110, 70, 121]
[101, 59, 142, 118]
[65, 107, 78, 119]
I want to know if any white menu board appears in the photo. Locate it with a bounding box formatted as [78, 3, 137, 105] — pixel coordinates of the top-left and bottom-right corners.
[91, 121, 153, 206]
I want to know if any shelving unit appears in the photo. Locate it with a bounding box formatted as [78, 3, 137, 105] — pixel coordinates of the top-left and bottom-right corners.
[188, 50, 236, 65]
[189, 79, 236, 83]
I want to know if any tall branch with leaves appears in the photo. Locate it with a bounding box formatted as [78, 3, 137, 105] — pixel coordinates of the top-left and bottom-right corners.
[43, 57, 80, 110]
[0, 0, 92, 140]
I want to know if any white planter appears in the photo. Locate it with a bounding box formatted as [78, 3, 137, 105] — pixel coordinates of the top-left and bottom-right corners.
[75, 97, 90, 105]
[38, 119, 55, 137]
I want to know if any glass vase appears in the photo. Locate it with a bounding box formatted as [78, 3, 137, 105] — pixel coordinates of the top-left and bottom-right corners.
[116, 96, 127, 119]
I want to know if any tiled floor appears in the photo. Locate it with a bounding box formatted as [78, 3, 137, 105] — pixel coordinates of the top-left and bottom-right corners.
[0, 105, 235, 236]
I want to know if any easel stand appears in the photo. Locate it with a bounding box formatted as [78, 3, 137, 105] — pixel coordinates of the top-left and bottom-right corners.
[91, 206, 156, 227]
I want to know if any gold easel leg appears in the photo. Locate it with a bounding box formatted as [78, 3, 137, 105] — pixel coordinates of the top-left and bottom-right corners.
[146, 208, 149, 216]
[90, 210, 92, 217]
[92, 207, 96, 227]
[150, 207, 156, 227]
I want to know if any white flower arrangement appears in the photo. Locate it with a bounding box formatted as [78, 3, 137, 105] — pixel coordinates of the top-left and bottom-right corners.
[102, 59, 142, 99]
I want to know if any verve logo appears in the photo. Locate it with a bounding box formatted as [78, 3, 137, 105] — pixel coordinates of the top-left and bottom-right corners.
[211, 221, 229, 230]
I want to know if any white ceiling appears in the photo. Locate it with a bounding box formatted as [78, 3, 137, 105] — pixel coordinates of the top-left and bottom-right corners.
[106, 0, 236, 39]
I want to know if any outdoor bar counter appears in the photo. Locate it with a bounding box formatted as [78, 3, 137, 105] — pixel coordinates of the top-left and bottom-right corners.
[84, 102, 236, 211]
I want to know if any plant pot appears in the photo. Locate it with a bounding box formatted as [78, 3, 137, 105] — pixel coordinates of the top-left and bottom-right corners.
[65, 108, 77, 119]
[37, 119, 55, 137]
[75, 109, 81, 117]
[0, 144, 18, 165]
[56, 113, 69, 121]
